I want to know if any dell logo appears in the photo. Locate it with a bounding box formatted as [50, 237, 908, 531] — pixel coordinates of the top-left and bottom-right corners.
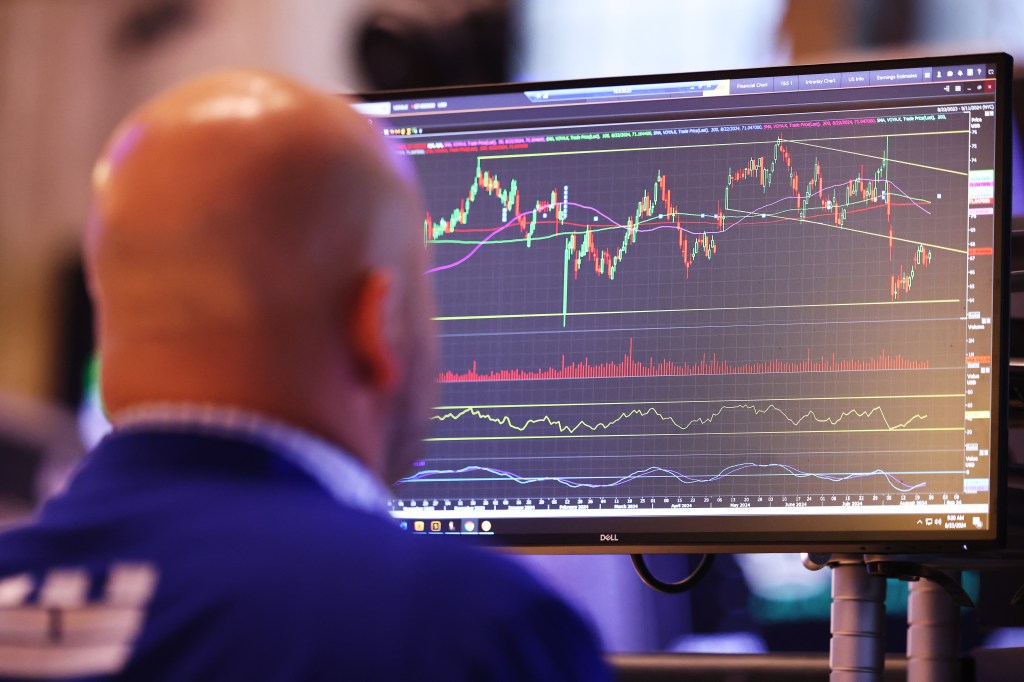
[599, 534, 619, 542]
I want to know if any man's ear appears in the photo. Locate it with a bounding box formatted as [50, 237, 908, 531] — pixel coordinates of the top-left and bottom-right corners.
[348, 269, 400, 390]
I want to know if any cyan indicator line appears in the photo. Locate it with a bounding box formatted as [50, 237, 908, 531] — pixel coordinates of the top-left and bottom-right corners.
[397, 462, 932, 492]
[408, 470, 962, 481]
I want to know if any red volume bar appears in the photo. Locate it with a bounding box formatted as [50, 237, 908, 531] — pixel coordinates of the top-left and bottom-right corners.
[437, 339, 929, 383]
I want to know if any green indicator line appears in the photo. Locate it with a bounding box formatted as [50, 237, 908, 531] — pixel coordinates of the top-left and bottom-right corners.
[434, 298, 960, 322]
[434, 394, 965, 411]
[425, 426, 964, 442]
[562, 236, 570, 326]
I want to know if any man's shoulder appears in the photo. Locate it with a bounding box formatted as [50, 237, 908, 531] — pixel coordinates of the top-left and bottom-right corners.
[0, 430, 551, 607]
[0, 435, 611, 681]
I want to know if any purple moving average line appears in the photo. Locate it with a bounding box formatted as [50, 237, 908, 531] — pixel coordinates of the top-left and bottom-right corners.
[396, 462, 926, 493]
[425, 176, 931, 275]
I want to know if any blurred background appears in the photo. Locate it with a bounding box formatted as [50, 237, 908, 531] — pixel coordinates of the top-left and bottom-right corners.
[2, 0, 1024, 659]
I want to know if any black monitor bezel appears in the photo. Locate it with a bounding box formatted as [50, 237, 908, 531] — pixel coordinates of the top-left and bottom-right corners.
[360, 53, 1012, 553]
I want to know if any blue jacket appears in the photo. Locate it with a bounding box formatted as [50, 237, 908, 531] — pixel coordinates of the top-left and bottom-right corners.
[0, 430, 610, 681]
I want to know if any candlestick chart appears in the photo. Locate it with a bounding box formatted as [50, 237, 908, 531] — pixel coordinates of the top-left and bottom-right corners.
[397, 114, 974, 505]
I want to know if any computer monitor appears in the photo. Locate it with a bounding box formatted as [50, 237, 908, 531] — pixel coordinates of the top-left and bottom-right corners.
[358, 53, 1011, 552]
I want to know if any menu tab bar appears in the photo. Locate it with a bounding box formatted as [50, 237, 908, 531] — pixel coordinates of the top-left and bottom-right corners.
[374, 61, 997, 115]
[726, 63, 993, 96]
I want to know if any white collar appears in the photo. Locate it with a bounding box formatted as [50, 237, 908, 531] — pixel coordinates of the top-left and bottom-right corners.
[112, 403, 393, 519]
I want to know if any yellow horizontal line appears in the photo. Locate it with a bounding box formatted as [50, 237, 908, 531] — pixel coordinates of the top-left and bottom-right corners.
[435, 298, 960, 322]
[426, 427, 963, 442]
[785, 137, 968, 176]
[434, 394, 965, 410]
[478, 129, 968, 176]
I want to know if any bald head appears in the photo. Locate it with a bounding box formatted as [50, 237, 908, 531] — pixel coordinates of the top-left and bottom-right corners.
[87, 70, 436, 481]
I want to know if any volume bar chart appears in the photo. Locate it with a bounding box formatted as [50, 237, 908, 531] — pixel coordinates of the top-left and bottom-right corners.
[438, 345, 929, 383]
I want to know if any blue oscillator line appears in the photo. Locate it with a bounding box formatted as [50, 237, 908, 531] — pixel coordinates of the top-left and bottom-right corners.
[396, 462, 927, 493]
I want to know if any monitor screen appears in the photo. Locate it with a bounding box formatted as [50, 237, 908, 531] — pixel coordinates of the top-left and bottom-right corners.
[358, 53, 1011, 552]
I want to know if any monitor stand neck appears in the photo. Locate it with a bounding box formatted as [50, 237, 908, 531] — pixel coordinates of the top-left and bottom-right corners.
[906, 568, 963, 682]
[802, 553, 968, 682]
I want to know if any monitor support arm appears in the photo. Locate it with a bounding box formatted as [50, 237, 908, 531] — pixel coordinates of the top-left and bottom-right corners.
[804, 553, 887, 680]
[802, 553, 969, 682]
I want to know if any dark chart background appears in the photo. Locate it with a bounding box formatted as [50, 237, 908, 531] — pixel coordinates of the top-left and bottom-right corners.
[393, 105, 982, 513]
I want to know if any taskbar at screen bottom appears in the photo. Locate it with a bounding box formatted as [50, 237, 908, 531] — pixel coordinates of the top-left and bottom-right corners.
[389, 504, 995, 552]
